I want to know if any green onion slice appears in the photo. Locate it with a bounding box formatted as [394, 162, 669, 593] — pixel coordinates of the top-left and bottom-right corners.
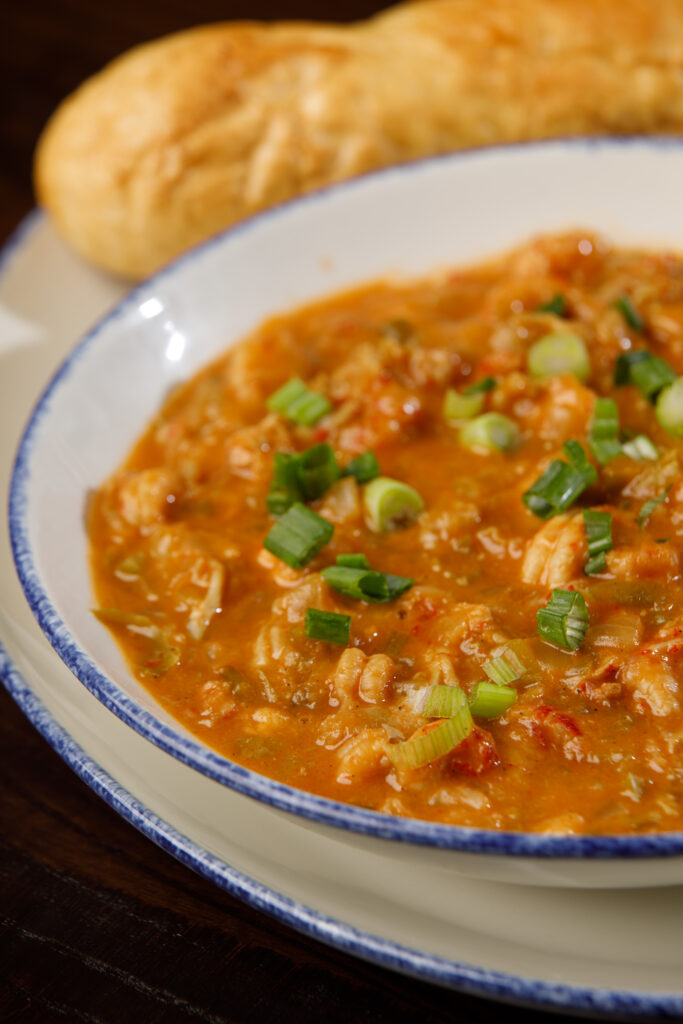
[321, 565, 413, 603]
[267, 452, 303, 516]
[336, 553, 370, 569]
[523, 442, 596, 519]
[304, 608, 350, 645]
[621, 434, 658, 461]
[614, 295, 644, 332]
[342, 451, 380, 483]
[483, 651, 525, 686]
[464, 376, 496, 395]
[267, 377, 331, 426]
[537, 589, 589, 651]
[638, 489, 669, 529]
[655, 377, 683, 437]
[363, 476, 424, 531]
[537, 294, 566, 317]
[388, 707, 473, 770]
[295, 443, 340, 500]
[443, 388, 484, 421]
[423, 684, 468, 719]
[469, 681, 517, 718]
[583, 509, 613, 575]
[263, 503, 334, 568]
[459, 412, 520, 453]
[527, 331, 590, 382]
[615, 351, 676, 400]
[589, 398, 621, 465]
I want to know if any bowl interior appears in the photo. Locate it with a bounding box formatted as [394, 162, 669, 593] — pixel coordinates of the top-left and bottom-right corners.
[13, 137, 683, 851]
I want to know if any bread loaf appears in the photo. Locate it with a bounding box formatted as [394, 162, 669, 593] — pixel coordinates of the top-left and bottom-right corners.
[34, 0, 683, 279]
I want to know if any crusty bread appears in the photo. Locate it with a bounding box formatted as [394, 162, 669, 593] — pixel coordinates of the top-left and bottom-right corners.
[34, 0, 683, 279]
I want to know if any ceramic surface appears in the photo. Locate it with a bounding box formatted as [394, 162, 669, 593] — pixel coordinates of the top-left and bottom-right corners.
[2, 155, 683, 1014]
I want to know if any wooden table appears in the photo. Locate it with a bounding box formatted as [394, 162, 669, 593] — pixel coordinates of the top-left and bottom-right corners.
[0, 4, 617, 1021]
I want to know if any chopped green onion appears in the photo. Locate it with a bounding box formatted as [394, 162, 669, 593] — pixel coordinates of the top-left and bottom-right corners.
[363, 476, 424, 531]
[336, 553, 370, 569]
[321, 565, 413, 603]
[537, 589, 589, 651]
[343, 451, 380, 483]
[589, 398, 621, 465]
[263, 502, 334, 568]
[443, 388, 484, 421]
[423, 684, 468, 719]
[267, 377, 307, 413]
[656, 377, 683, 436]
[638, 489, 669, 528]
[267, 377, 331, 426]
[483, 651, 525, 686]
[523, 443, 596, 519]
[267, 452, 302, 516]
[621, 434, 658, 461]
[615, 350, 676, 400]
[464, 376, 496, 395]
[304, 608, 350, 645]
[583, 509, 613, 575]
[295, 443, 340, 500]
[614, 295, 644, 332]
[563, 440, 598, 485]
[537, 294, 566, 317]
[468, 681, 517, 718]
[381, 318, 414, 343]
[388, 708, 473, 770]
[459, 412, 520, 452]
[527, 331, 590, 382]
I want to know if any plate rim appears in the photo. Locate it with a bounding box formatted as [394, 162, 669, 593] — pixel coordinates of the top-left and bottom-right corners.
[9, 138, 683, 862]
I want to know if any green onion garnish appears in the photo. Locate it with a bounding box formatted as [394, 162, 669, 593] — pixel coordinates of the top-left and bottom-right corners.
[388, 708, 473, 770]
[464, 376, 496, 395]
[523, 442, 596, 519]
[321, 564, 413, 603]
[483, 651, 525, 686]
[589, 398, 621, 465]
[638, 489, 669, 529]
[295, 443, 340, 500]
[267, 377, 331, 426]
[656, 377, 683, 436]
[468, 681, 517, 718]
[336, 553, 370, 569]
[527, 331, 590, 382]
[583, 509, 613, 575]
[459, 412, 520, 452]
[621, 434, 658, 460]
[263, 502, 334, 567]
[304, 608, 350, 645]
[614, 295, 644, 332]
[343, 451, 380, 483]
[363, 476, 424, 531]
[615, 351, 676, 400]
[537, 588, 589, 651]
[443, 388, 484, 421]
[267, 452, 303, 515]
[423, 684, 468, 719]
[537, 294, 566, 317]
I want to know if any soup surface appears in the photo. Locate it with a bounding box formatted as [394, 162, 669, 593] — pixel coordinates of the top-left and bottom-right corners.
[90, 231, 683, 835]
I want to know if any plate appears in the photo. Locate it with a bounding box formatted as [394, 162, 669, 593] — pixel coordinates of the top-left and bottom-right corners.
[2, 201, 683, 1019]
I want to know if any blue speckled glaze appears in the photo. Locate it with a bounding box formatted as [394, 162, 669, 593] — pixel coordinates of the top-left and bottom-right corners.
[9, 139, 683, 868]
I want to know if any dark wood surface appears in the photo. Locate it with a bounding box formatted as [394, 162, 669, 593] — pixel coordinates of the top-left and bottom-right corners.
[0, 4, 633, 1022]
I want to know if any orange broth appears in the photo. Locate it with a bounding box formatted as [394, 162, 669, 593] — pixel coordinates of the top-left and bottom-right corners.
[89, 231, 683, 834]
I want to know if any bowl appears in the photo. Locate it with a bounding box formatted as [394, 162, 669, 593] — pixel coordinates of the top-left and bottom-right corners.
[11, 137, 683, 888]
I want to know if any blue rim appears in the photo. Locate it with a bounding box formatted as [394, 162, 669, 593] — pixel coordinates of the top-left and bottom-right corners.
[9, 138, 683, 862]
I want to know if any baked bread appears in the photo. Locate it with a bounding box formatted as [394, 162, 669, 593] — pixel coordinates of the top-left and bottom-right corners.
[35, 0, 683, 280]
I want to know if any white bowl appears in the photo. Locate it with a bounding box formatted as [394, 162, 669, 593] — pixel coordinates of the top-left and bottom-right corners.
[11, 137, 683, 888]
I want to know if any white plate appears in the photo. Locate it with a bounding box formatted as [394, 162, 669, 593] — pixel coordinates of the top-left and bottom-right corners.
[2, 174, 683, 1018]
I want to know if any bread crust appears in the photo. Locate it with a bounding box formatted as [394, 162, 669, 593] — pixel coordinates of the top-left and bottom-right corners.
[34, 0, 683, 279]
